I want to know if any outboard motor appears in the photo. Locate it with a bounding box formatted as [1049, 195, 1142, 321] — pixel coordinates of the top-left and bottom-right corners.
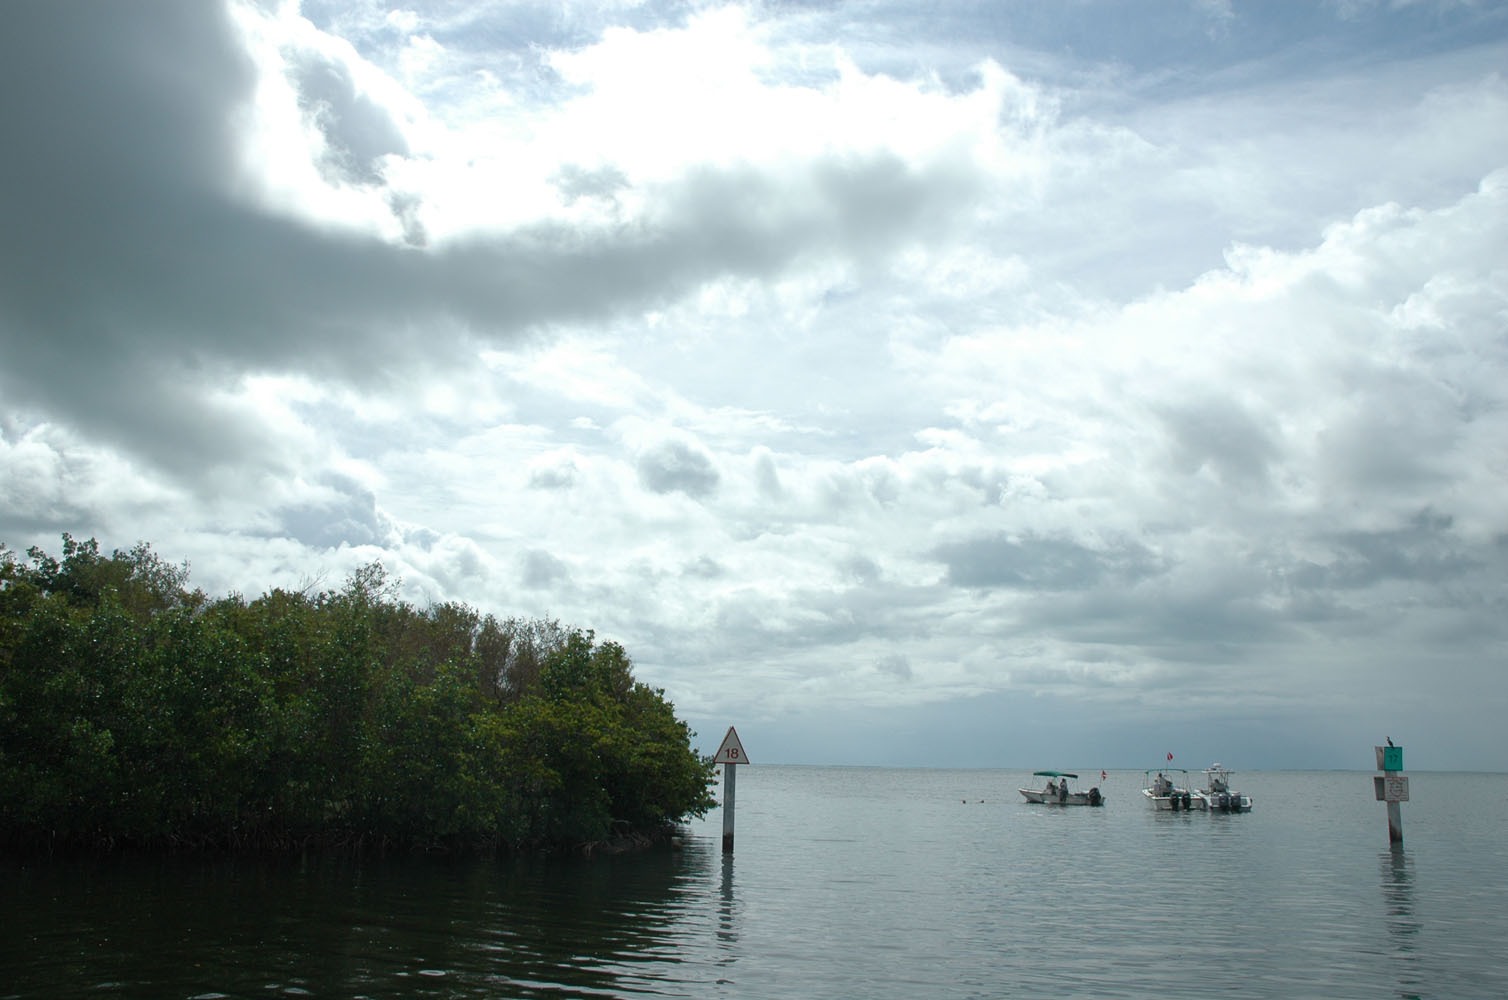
[1217, 792, 1230, 812]
[1182, 791, 1192, 810]
[1088, 787, 1101, 806]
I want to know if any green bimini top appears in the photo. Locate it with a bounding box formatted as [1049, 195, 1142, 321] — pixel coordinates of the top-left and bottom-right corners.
[1032, 770, 1078, 778]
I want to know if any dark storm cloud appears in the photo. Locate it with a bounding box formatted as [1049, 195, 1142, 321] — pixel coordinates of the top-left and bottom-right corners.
[934, 532, 1162, 591]
[0, 1, 977, 482]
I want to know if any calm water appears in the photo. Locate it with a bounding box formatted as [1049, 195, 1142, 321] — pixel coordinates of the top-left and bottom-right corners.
[5, 767, 1507, 999]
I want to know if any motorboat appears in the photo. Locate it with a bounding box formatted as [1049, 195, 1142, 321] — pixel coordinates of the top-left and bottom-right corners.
[1192, 764, 1252, 812]
[1019, 770, 1105, 806]
[1142, 769, 1195, 811]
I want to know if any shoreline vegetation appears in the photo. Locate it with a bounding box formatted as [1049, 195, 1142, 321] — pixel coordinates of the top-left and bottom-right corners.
[0, 536, 717, 856]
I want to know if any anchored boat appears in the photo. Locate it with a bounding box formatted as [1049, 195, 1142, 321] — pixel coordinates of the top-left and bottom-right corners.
[1019, 770, 1105, 806]
[1193, 764, 1252, 812]
[1142, 769, 1195, 811]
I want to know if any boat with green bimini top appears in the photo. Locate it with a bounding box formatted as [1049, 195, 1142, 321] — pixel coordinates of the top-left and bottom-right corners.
[1019, 771, 1105, 806]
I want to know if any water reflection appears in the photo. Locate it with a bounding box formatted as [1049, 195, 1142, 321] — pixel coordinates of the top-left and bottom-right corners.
[716, 849, 739, 983]
[2, 847, 726, 1000]
[13, 770, 1508, 1000]
[1379, 846, 1423, 1000]
[718, 852, 738, 943]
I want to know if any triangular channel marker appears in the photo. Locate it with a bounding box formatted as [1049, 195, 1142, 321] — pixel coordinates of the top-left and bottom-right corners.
[713, 726, 749, 765]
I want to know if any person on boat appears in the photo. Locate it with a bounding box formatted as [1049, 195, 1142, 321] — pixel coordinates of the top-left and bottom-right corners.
[1045, 779, 1057, 796]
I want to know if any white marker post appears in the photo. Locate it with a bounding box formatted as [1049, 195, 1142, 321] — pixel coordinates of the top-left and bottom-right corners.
[713, 727, 749, 853]
[1373, 744, 1408, 843]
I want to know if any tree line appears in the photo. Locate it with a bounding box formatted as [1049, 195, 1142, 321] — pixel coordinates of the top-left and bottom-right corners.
[0, 535, 716, 853]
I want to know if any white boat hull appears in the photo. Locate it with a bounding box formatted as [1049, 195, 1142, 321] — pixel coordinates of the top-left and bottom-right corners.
[1019, 788, 1105, 806]
[1142, 788, 1196, 811]
[1193, 791, 1252, 812]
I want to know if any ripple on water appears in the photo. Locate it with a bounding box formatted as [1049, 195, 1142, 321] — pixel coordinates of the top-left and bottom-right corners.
[5, 769, 1508, 999]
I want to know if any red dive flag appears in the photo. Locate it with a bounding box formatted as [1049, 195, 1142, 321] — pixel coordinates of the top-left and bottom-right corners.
[1101, 770, 1107, 782]
[1167, 752, 1174, 761]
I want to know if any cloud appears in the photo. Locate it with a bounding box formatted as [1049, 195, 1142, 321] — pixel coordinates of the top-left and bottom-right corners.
[934, 533, 1162, 592]
[1289, 509, 1485, 591]
[273, 475, 393, 549]
[876, 653, 913, 681]
[521, 548, 571, 589]
[3, 0, 1507, 768]
[285, 39, 412, 185]
[1155, 397, 1278, 489]
[636, 438, 720, 498]
[0, 1, 988, 489]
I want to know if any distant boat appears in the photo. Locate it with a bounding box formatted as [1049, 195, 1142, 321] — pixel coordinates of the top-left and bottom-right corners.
[1019, 770, 1105, 806]
[1142, 769, 1195, 811]
[1192, 764, 1252, 813]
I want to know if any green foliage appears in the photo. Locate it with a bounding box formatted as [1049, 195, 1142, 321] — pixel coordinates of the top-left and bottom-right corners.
[0, 538, 715, 853]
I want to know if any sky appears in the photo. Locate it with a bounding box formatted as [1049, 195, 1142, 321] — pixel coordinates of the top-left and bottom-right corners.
[2, 0, 1506, 772]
